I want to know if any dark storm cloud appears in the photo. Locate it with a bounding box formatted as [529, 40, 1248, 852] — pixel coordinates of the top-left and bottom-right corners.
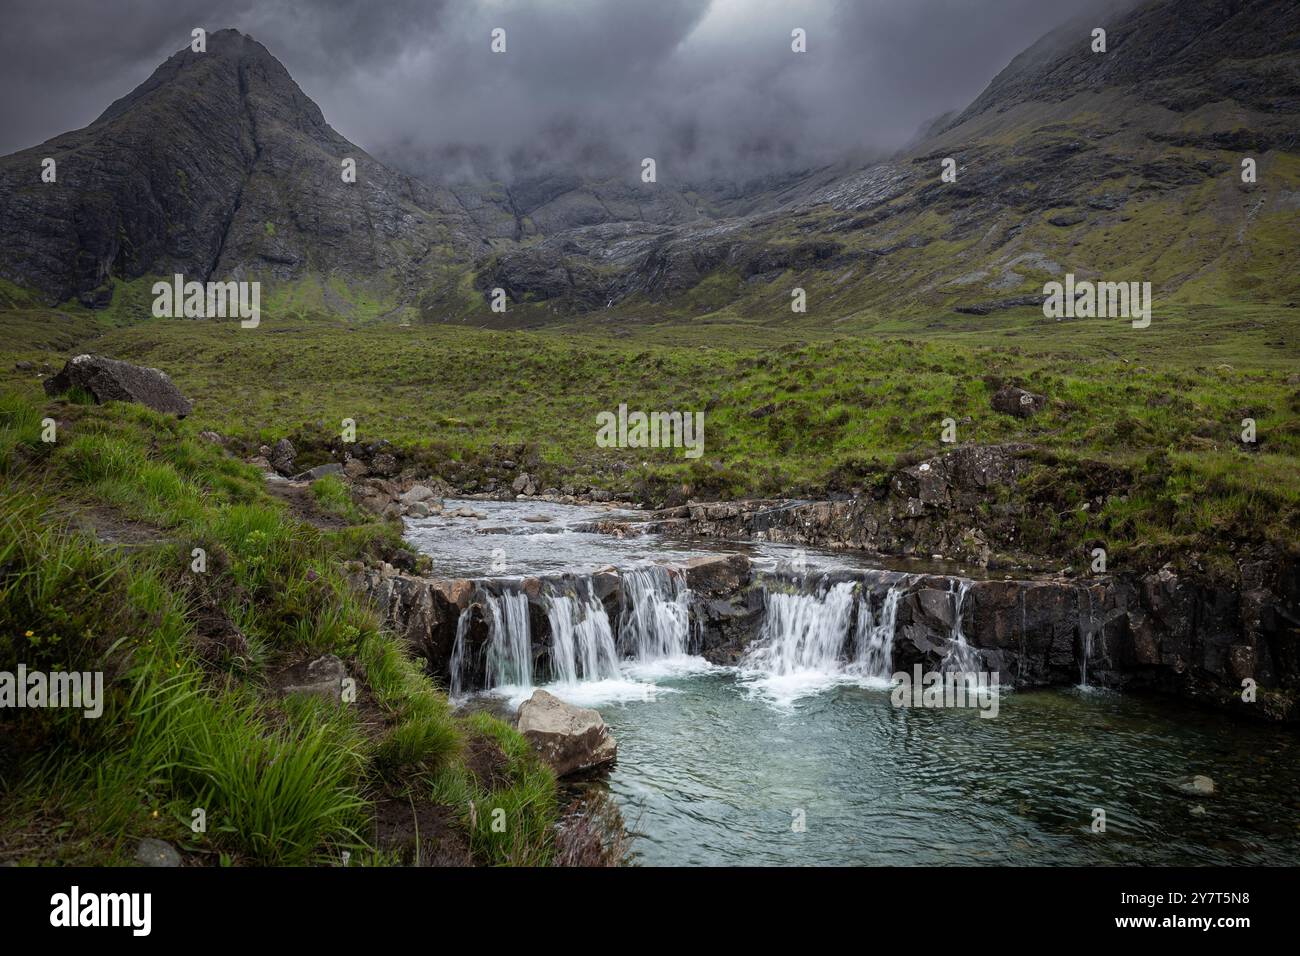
[0, 0, 1116, 180]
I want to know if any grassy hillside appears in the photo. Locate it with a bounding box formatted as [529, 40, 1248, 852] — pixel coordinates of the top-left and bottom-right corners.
[456, 95, 1300, 330]
[0, 392, 613, 866]
[1, 303, 1296, 577]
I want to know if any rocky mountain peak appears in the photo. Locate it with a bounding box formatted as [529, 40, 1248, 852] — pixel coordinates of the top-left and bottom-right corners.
[0, 28, 473, 308]
[952, 0, 1300, 127]
[93, 29, 336, 146]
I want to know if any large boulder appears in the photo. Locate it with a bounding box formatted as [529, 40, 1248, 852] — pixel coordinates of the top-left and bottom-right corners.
[682, 553, 751, 594]
[516, 689, 617, 777]
[400, 484, 433, 504]
[134, 838, 182, 867]
[991, 385, 1047, 418]
[276, 654, 347, 702]
[370, 453, 399, 477]
[43, 354, 192, 417]
[268, 438, 297, 476]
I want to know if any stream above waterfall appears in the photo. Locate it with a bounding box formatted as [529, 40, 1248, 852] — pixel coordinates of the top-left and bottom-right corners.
[404, 499, 1300, 866]
[404, 498, 992, 579]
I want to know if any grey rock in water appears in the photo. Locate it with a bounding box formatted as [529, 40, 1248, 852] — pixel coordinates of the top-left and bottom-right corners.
[400, 484, 437, 505]
[43, 354, 192, 417]
[516, 689, 617, 777]
[1166, 774, 1216, 796]
[135, 838, 181, 867]
[682, 553, 750, 593]
[912, 588, 958, 631]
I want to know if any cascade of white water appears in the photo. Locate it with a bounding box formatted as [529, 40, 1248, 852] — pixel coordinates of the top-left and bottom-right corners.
[618, 565, 693, 661]
[942, 580, 981, 673]
[747, 580, 858, 675]
[448, 586, 533, 695]
[451, 564, 703, 695]
[484, 588, 533, 689]
[449, 603, 473, 697]
[743, 576, 911, 681]
[451, 567, 929, 696]
[546, 581, 621, 683]
[854, 584, 902, 678]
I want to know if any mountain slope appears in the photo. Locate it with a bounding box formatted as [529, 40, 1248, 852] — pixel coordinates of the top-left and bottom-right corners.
[466, 0, 1300, 326]
[0, 2, 1295, 325]
[0, 29, 477, 309]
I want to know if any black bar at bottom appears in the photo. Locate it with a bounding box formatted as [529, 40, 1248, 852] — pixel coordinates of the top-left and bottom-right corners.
[0, 865, 1284, 941]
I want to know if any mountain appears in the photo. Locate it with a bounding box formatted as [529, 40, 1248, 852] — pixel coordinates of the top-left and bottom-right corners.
[1, 1, 1296, 323]
[468, 0, 1300, 323]
[0, 29, 478, 310]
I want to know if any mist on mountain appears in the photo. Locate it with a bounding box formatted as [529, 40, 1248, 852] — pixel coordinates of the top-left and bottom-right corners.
[0, 0, 1118, 185]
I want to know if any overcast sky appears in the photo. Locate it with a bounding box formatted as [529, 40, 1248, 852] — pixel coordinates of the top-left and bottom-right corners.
[0, 0, 1115, 181]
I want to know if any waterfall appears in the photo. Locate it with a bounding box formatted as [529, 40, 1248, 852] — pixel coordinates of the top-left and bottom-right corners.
[618, 565, 693, 661]
[449, 603, 472, 697]
[853, 584, 901, 679]
[448, 585, 535, 697]
[449, 564, 700, 695]
[1078, 585, 1096, 688]
[484, 588, 533, 689]
[743, 575, 907, 681]
[747, 580, 859, 675]
[941, 580, 981, 673]
[546, 580, 621, 683]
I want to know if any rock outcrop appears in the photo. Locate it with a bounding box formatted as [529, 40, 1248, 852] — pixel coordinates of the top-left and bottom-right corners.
[0, 29, 475, 307]
[275, 654, 349, 702]
[628, 444, 1039, 568]
[356, 547, 1299, 722]
[43, 354, 192, 417]
[516, 689, 617, 777]
[991, 385, 1047, 418]
[267, 438, 296, 477]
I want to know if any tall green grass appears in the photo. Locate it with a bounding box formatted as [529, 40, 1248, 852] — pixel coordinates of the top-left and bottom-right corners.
[0, 393, 566, 866]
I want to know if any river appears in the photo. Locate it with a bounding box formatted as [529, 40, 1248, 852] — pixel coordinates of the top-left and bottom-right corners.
[406, 499, 1300, 866]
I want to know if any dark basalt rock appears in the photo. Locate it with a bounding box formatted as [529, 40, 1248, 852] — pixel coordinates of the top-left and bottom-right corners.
[43, 354, 192, 417]
[1048, 211, 1086, 227]
[268, 438, 297, 476]
[991, 385, 1047, 418]
[0, 29, 476, 306]
[292, 462, 343, 481]
[360, 552, 1299, 722]
[954, 295, 1044, 316]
